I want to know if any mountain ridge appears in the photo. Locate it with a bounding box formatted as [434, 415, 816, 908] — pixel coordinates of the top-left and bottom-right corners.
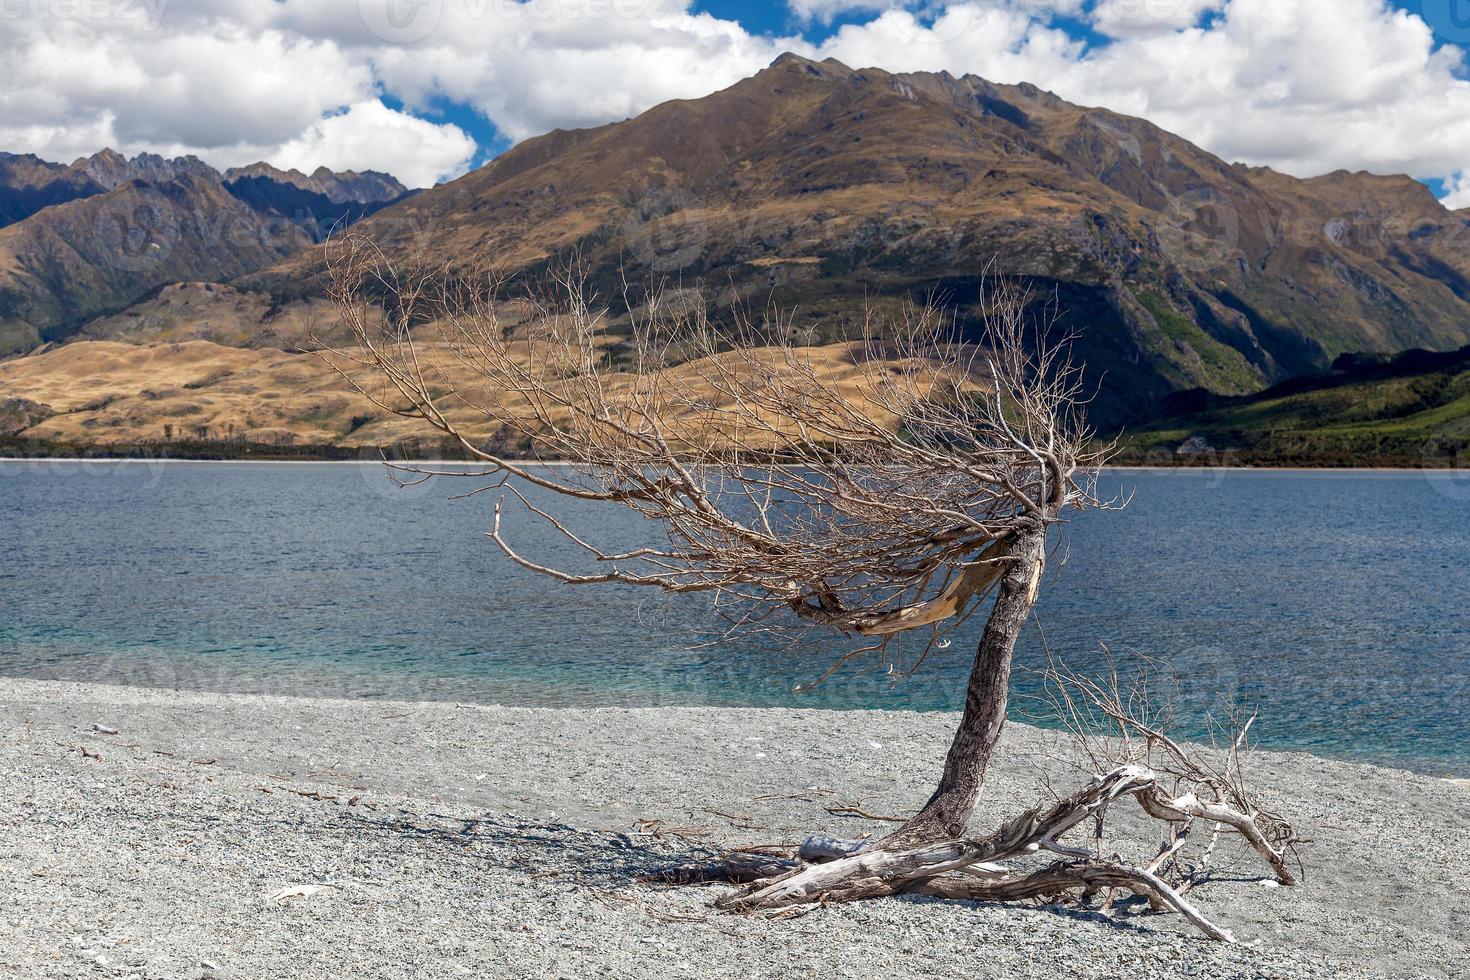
[222, 162, 407, 205]
[0, 150, 410, 230]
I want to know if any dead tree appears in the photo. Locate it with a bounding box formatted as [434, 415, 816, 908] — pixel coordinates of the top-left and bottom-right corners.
[320, 235, 1298, 939]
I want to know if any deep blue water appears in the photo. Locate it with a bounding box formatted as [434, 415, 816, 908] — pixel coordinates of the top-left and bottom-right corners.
[2, 460, 1467, 775]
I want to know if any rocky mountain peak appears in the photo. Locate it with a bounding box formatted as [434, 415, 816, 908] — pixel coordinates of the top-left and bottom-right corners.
[69, 149, 218, 190]
[224, 162, 406, 204]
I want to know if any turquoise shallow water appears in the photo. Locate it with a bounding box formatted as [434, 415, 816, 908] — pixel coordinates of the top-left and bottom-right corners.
[2, 460, 1467, 775]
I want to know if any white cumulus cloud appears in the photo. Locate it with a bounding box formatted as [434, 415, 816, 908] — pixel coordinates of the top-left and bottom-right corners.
[364, 1, 795, 141]
[814, 3, 1083, 77]
[271, 100, 477, 187]
[790, 0, 1084, 25]
[0, 0, 473, 185]
[809, 0, 1470, 193]
[788, 0, 899, 21]
[2, 0, 1470, 203]
[1090, 0, 1225, 37]
[1444, 173, 1470, 210]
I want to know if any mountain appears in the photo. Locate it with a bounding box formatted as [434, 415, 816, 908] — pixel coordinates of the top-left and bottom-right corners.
[71, 281, 333, 348]
[246, 54, 1470, 427]
[0, 152, 408, 354]
[0, 175, 307, 354]
[223, 163, 407, 205]
[5, 55, 1470, 437]
[0, 150, 407, 230]
[220, 169, 411, 247]
[73, 148, 217, 189]
[1121, 346, 1470, 466]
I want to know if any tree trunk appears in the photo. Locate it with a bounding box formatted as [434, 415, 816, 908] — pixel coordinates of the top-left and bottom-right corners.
[884, 528, 1047, 845]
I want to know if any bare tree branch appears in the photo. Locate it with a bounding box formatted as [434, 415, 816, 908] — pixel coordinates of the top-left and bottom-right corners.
[318, 234, 1116, 675]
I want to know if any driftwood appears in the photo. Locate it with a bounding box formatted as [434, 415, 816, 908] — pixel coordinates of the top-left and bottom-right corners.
[912, 861, 1232, 942]
[702, 759, 1292, 942]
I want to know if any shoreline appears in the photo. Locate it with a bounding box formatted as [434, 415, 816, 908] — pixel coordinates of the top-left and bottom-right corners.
[3, 670, 1463, 780]
[4, 677, 1467, 978]
[2, 455, 1466, 475]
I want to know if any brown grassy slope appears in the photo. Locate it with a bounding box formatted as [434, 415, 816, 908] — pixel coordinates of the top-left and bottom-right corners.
[0, 337, 938, 452]
[0, 340, 431, 448]
[74, 281, 334, 348]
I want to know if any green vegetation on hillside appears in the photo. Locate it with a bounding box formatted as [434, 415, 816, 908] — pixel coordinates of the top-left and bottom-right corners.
[1133, 290, 1260, 393]
[1119, 347, 1470, 467]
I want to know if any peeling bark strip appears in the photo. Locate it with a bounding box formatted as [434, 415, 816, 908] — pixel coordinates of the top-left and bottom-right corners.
[789, 535, 1013, 636]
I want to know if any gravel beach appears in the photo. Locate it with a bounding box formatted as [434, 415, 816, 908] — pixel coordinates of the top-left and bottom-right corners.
[2, 678, 1466, 979]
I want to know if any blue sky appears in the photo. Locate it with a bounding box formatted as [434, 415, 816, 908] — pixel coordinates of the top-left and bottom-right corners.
[3, 1, 1469, 204]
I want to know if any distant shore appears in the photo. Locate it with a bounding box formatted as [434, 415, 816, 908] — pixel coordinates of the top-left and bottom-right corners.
[5, 424, 1469, 470]
[3, 450, 1467, 474]
[3, 678, 1466, 979]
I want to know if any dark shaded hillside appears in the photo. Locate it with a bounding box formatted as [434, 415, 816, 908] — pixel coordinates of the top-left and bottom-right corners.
[221, 175, 410, 242]
[222, 163, 407, 205]
[0, 153, 107, 227]
[242, 54, 1470, 427]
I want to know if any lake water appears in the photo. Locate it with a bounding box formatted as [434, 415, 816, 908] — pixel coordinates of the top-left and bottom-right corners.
[2, 460, 1467, 776]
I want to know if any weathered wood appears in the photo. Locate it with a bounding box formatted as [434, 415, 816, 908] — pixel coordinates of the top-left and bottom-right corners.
[648, 852, 797, 886]
[709, 764, 1287, 942]
[1139, 788, 1298, 886]
[883, 528, 1048, 846]
[909, 861, 1235, 942]
[798, 836, 868, 862]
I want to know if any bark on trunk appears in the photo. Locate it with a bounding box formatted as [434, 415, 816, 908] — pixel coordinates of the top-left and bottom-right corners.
[884, 528, 1047, 845]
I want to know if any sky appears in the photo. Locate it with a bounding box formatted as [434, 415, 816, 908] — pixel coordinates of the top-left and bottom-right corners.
[3, 1, 1470, 207]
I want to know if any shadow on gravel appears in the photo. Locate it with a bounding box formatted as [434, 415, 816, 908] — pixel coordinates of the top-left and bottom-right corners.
[322, 809, 734, 884]
[895, 891, 1164, 934]
[318, 809, 1203, 938]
